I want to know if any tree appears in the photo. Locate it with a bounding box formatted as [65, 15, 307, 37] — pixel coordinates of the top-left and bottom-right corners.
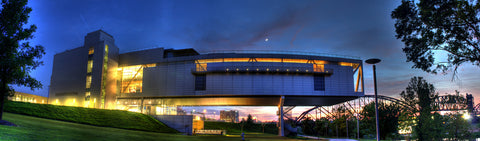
[300, 117, 315, 135]
[360, 102, 402, 140]
[246, 114, 254, 124]
[444, 113, 471, 140]
[391, 0, 480, 75]
[400, 77, 439, 140]
[0, 0, 45, 121]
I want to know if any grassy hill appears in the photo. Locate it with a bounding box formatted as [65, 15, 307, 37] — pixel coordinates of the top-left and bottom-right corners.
[4, 101, 177, 133]
[1, 113, 305, 141]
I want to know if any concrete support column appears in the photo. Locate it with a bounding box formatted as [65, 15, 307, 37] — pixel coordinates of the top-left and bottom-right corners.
[140, 97, 144, 113]
[278, 96, 285, 136]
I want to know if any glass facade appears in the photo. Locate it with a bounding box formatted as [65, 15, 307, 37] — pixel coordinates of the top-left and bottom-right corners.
[119, 63, 156, 93]
[101, 45, 109, 108]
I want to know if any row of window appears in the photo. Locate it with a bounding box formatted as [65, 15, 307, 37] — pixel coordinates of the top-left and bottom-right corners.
[194, 75, 325, 91]
[85, 47, 94, 107]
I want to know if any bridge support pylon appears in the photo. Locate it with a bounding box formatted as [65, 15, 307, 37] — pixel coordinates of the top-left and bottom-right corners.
[278, 96, 285, 136]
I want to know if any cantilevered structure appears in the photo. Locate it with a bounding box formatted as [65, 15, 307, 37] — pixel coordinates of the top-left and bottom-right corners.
[49, 30, 364, 135]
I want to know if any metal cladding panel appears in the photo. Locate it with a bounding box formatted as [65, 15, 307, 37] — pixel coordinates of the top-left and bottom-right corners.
[143, 62, 196, 96]
[324, 64, 354, 96]
[205, 73, 317, 96]
[49, 46, 88, 103]
[118, 48, 164, 66]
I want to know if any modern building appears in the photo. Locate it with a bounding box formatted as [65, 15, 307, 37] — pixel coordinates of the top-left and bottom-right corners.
[49, 30, 364, 114]
[220, 110, 239, 123]
[9, 92, 48, 104]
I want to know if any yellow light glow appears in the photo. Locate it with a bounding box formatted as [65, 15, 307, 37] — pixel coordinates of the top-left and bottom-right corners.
[314, 60, 326, 64]
[55, 99, 59, 104]
[314, 64, 324, 72]
[88, 47, 94, 55]
[120, 64, 155, 94]
[94, 98, 96, 103]
[463, 112, 471, 120]
[339, 62, 358, 67]
[73, 98, 76, 103]
[256, 58, 282, 63]
[283, 58, 308, 63]
[86, 76, 92, 88]
[224, 58, 249, 62]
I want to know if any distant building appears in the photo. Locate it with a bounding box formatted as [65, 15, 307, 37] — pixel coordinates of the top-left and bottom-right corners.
[9, 92, 48, 104]
[220, 110, 239, 123]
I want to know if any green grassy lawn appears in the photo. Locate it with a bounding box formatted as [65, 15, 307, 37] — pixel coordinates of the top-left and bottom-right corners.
[4, 101, 176, 133]
[0, 113, 311, 141]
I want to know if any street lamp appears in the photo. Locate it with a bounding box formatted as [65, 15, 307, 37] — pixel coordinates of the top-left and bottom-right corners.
[365, 58, 381, 141]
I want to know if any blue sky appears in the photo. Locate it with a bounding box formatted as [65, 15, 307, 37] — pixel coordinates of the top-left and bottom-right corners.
[15, 0, 480, 121]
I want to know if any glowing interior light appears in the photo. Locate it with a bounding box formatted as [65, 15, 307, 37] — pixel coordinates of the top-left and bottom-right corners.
[256, 68, 259, 71]
[463, 112, 471, 120]
[236, 68, 239, 71]
[266, 68, 269, 71]
[246, 68, 249, 71]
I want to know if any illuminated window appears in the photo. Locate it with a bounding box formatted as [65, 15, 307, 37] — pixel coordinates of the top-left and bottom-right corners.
[314, 60, 326, 64]
[314, 75, 325, 91]
[339, 62, 354, 67]
[120, 64, 156, 93]
[313, 64, 324, 72]
[256, 58, 282, 63]
[87, 60, 93, 73]
[196, 63, 207, 71]
[283, 58, 308, 63]
[195, 74, 206, 91]
[86, 76, 92, 88]
[223, 58, 249, 62]
[88, 47, 94, 55]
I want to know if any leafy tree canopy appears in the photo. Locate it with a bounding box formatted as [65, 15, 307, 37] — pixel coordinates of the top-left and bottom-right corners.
[0, 0, 44, 120]
[392, 0, 480, 75]
[400, 77, 439, 140]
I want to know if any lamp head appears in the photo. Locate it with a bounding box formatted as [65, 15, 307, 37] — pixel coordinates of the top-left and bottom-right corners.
[365, 58, 381, 64]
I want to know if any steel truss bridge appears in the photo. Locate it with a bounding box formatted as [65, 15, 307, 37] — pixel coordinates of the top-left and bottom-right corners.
[282, 94, 479, 124]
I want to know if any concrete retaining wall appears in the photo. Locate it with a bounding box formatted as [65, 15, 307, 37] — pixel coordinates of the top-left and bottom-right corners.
[152, 115, 193, 135]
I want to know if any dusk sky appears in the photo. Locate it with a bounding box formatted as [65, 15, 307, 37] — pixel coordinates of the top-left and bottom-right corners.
[15, 0, 480, 121]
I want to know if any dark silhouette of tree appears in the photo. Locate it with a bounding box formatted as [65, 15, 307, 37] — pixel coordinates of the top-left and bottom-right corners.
[0, 0, 45, 121]
[400, 77, 439, 140]
[391, 0, 480, 76]
[246, 114, 254, 124]
[360, 102, 401, 140]
[314, 117, 329, 137]
[300, 117, 315, 135]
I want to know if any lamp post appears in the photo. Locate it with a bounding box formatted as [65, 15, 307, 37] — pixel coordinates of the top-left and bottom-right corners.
[365, 58, 381, 141]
